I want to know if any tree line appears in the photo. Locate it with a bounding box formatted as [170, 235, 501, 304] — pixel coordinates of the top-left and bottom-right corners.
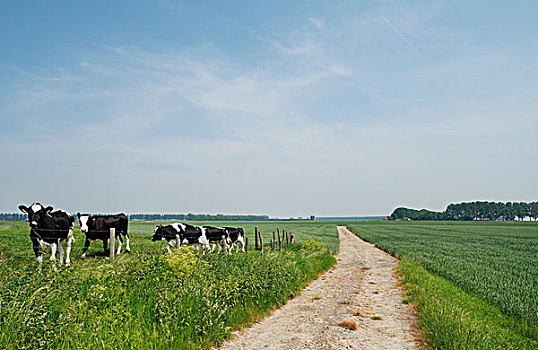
[390, 201, 538, 221]
[0, 213, 27, 222]
[0, 212, 270, 222]
[128, 213, 271, 221]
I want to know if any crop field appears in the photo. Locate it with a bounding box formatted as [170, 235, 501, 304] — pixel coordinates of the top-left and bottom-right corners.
[347, 221, 538, 348]
[0, 220, 338, 349]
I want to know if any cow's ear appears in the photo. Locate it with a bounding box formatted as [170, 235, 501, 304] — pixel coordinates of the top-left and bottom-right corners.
[45, 206, 53, 213]
[18, 205, 28, 213]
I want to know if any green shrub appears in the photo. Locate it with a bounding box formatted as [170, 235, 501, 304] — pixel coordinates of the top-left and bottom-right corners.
[300, 239, 321, 251]
[160, 245, 207, 279]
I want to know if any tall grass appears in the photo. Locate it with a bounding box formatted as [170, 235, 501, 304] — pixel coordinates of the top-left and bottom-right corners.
[0, 222, 336, 349]
[398, 260, 537, 349]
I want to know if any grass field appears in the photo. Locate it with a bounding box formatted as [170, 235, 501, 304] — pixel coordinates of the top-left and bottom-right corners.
[4, 219, 537, 348]
[347, 221, 538, 349]
[0, 220, 338, 349]
[129, 220, 340, 254]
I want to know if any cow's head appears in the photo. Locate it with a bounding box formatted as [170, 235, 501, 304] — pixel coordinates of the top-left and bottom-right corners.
[76, 213, 91, 233]
[152, 225, 164, 241]
[18, 203, 53, 228]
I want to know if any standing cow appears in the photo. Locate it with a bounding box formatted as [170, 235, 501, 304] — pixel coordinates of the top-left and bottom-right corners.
[76, 213, 130, 257]
[18, 203, 75, 267]
[224, 227, 245, 253]
[152, 223, 210, 253]
[202, 226, 230, 253]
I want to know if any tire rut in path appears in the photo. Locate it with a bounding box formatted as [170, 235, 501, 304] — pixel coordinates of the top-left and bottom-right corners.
[218, 226, 417, 349]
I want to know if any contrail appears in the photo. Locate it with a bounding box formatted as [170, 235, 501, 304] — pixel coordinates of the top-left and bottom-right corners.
[381, 15, 425, 58]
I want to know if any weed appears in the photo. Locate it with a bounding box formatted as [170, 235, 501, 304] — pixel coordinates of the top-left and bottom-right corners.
[337, 320, 357, 330]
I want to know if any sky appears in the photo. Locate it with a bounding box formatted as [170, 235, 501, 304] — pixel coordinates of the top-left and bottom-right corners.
[1, 0, 537, 217]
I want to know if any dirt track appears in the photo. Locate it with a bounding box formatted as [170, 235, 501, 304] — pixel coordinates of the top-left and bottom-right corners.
[218, 226, 417, 349]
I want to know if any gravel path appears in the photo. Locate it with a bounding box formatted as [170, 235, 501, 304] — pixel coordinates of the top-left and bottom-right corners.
[218, 226, 417, 350]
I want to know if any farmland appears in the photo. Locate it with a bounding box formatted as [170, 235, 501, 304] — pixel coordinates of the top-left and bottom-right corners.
[2, 219, 537, 349]
[0, 221, 338, 349]
[347, 221, 538, 348]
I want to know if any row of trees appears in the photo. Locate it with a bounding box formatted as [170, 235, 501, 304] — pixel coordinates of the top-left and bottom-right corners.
[0, 212, 271, 222]
[0, 213, 27, 222]
[128, 213, 270, 221]
[390, 201, 538, 221]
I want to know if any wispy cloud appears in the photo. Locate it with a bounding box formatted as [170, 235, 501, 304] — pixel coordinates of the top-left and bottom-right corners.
[2, 0, 537, 215]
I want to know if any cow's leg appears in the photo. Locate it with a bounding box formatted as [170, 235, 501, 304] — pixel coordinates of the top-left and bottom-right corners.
[49, 241, 58, 271]
[50, 241, 58, 262]
[125, 233, 131, 253]
[58, 241, 65, 266]
[65, 229, 74, 266]
[238, 236, 245, 252]
[116, 234, 123, 255]
[31, 237, 43, 272]
[166, 242, 173, 254]
[220, 236, 230, 255]
[81, 238, 91, 258]
[103, 238, 109, 256]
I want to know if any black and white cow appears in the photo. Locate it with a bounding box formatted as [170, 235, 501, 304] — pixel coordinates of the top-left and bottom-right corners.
[18, 203, 75, 267]
[202, 226, 230, 253]
[152, 223, 209, 253]
[76, 213, 130, 257]
[223, 227, 245, 253]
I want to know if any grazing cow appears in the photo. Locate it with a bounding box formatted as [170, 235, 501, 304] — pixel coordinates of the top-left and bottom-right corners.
[76, 213, 130, 257]
[202, 226, 230, 253]
[152, 223, 209, 253]
[18, 203, 75, 267]
[224, 227, 245, 253]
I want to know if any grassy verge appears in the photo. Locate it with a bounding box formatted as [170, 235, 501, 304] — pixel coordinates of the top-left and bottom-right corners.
[398, 259, 538, 349]
[0, 239, 335, 349]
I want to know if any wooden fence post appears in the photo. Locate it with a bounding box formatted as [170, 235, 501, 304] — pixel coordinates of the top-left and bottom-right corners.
[222, 235, 227, 254]
[285, 230, 289, 246]
[175, 234, 181, 250]
[277, 228, 282, 251]
[245, 236, 249, 254]
[260, 235, 264, 256]
[255, 226, 259, 251]
[109, 228, 115, 262]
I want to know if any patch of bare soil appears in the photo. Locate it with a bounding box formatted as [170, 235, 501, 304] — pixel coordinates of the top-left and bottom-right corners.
[218, 226, 417, 349]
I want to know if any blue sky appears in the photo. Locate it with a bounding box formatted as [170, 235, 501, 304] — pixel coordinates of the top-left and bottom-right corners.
[1, 0, 537, 216]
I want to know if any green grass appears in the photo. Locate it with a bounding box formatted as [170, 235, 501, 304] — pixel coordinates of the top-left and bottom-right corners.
[399, 260, 537, 349]
[346, 221, 538, 348]
[0, 221, 338, 349]
[129, 220, 340, 254]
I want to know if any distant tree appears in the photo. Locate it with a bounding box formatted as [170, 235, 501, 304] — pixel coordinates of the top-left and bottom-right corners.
[390, 201, 537, 222]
